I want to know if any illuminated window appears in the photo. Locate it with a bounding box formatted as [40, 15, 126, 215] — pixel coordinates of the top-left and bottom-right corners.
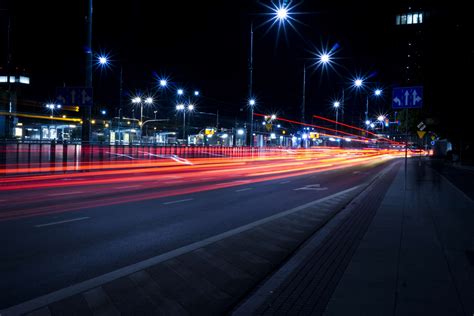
[418, 13, 423, 23]
[0, 76, 7, 83]
[396, 15, 401, 25]
[407, 14, 413, 24]
[413, 13, 419, 24]
[401, 15, 407, 24]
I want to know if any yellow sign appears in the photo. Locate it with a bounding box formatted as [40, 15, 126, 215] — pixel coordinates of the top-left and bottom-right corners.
[309, 132, 319, 139]
[205, 128, 215, 135]
[265, 123, 272, 131]
[417, 130, 426, 139]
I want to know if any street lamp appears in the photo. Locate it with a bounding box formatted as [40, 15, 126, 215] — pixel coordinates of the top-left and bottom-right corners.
[333, 101, 340, 135]
[194, 90, 200, 96]
[159, 79, 167, 87]
[176, 103, 194, 144]
[377, 115, 385, 131]
[248, 98, 256, 146]
[247, 4, 293, 146]
[365, 88, 383, 129]
[177, 89, 184, 96]
[46, 103, 61, 117]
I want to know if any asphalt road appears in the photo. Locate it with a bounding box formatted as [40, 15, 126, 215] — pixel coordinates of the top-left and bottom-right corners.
[0, 158, 394, 309]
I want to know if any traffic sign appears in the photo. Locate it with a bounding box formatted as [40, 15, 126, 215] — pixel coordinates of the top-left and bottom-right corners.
[392, 86, 423, 109]
[417, 121, 426, 131]
[417, 130, 426, 139]
[56, 87, 93, 106]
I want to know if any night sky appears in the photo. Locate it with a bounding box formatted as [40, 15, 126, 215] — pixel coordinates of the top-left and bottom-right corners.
[2, 1, 472, 140]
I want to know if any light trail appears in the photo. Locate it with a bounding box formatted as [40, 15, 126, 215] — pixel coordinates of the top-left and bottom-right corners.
[0, 147, 418, 222]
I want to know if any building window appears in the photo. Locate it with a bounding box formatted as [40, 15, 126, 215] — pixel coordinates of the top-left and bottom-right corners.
[396, 12, 424, 25]
[401, 15, 407, 25]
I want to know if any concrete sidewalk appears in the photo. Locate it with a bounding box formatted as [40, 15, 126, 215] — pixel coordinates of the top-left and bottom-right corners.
[235, 159, 474, 316]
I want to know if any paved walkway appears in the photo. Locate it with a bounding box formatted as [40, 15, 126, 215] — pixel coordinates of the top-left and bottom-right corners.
[235, 159, 474, 316]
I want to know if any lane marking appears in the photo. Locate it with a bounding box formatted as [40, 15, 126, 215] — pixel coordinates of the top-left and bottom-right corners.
[162, 198, 194, 205]
[47, 191, 84, 197]
[279, 181, 291, 184]
[235, 188, 253, 192]
[352, 171, 361, 174]
[105, 152, 135, 160]
[2, 185, 363, 316]
[294, 184, 328, 191]
[35, 217, 90, 228]
[114, 185, 141, 190]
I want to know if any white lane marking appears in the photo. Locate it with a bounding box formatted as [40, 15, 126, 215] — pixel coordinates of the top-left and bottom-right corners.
[162, 198, 194, 205]
[3, 184, 363, 316]
[294, 184, 328, 191]
[139, 152, 193, 165]
[235, 188, 253, 192]
[106, 152, 135, 160]
[279, 181, 291, 184]
[35, 217, 90, 228]
[47, 191, 83, 197]
[114, 185, 141, 189]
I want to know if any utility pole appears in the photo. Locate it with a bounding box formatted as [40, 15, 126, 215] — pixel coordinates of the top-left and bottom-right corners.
[301, 63, 306, 123]
[248, 22, 254, 146]
[82, 0, 93, 144]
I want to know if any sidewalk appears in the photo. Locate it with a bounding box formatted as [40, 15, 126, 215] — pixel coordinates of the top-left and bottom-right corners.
[234, 159, 474, 316]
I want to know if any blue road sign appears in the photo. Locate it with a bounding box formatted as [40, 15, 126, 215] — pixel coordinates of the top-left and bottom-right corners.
[56, 87, 93, 106]
[392, 86, 423, 109]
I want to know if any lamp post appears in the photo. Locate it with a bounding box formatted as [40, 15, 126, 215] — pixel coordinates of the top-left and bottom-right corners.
[247, 4, 291, 146]
[176, 103, 194, 144]
[377, 115, 385, 131]
[333, 101, 340, 135]
[248, 98, 256, 146]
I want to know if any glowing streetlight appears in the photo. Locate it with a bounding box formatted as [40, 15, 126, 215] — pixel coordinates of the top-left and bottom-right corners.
[276, 7, 288, 21]
[365, 120, 371, 126]
[177, 89, 184, 96]
[320, 54, 330, 64]
[159, 79, 167, 87]
[271, 114, 276, 120]
[354, 79, 363, 87]
[249, 99, 256, 106]
[377, 115, 385, 122]
[374, 89, 382, 96]
[98, 56, 108, 65]
[145, 97, 153, 104]
[194, 90, 199, 96]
